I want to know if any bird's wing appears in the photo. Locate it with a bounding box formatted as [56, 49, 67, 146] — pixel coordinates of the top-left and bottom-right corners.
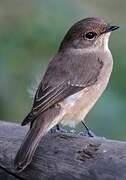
[22, 52, 103, 126]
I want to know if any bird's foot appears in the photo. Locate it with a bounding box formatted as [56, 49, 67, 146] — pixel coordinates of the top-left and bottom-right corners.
[50, 124, 67, 134]
[79, 130, 96, 137]
[80, 121, 96, 137]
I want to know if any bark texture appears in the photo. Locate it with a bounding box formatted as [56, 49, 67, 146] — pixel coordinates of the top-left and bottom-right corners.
[0, 121, 126, 180]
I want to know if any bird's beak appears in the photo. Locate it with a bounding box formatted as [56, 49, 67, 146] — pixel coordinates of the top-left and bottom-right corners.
[106, 25, 119, 33]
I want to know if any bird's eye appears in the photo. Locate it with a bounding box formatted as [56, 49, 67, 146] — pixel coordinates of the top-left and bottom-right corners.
[85, 31, 97, 40]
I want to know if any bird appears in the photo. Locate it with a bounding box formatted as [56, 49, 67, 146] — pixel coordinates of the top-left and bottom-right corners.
[14, 17, 119, 171]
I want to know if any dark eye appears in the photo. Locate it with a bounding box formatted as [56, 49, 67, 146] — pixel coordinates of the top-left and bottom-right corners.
[85, 31, 97, 40]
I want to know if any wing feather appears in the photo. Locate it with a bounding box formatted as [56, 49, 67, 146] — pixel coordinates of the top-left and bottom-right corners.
[21, 53, 103, 126]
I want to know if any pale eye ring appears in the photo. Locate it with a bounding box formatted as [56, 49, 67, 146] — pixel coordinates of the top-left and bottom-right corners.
[84, 31, 97, 40]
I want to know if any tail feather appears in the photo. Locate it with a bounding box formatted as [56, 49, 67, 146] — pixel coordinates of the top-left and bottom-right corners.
[14, 117, 50, 171]
[14, 107, 60, 171]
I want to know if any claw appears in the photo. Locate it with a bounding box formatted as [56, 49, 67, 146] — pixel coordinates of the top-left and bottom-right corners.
[81, 121, 95, 137]
[50, 124, 68, 134]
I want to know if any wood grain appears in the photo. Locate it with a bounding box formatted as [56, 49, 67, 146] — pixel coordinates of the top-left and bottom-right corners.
[0, 121, 126, 180]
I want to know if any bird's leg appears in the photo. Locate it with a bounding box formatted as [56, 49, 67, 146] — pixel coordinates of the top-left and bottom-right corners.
[56, 124, 60, 131]
[81, 121, 95, 137]
[56, 124, 68, 133]
[50, 124, 67, 133]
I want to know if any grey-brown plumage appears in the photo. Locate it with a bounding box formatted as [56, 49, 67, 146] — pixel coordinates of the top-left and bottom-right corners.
[14, 17, 119, 171]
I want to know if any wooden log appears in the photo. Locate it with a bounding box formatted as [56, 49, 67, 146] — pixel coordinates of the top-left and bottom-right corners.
[0, 121, 126, 180]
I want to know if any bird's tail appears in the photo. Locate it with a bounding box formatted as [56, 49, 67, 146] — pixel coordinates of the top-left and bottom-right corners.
[14, 108, 60, 171]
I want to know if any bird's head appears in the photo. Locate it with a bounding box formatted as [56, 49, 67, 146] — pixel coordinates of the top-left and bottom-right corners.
[59, 17, 119, 51]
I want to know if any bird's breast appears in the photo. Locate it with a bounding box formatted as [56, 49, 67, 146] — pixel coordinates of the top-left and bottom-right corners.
[59, 53, 113, 127]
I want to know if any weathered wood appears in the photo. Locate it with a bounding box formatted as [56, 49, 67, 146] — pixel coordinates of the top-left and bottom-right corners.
[0, 121, 126, 180]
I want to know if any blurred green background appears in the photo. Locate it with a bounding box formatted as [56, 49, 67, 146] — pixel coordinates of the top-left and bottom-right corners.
[0, 0, 126, 140]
